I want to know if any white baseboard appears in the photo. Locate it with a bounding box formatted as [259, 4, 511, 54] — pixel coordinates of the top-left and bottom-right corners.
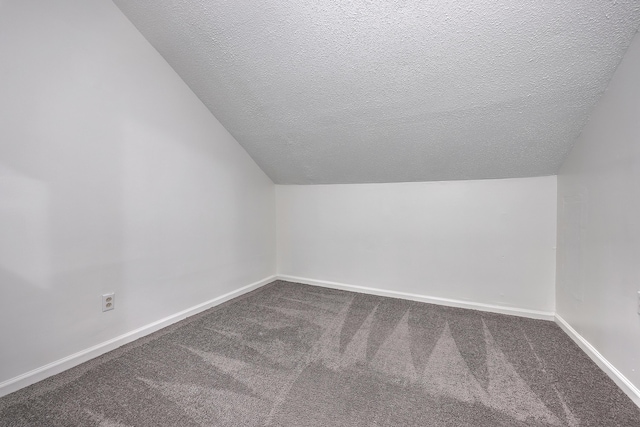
[277, 274, 555, 321]
[555, 314, 640, 408]
[6, 274, 637, 410]
[0, 275, 276, 398]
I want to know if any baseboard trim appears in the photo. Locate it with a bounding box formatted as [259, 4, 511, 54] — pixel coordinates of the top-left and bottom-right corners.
[277, 274, 555, 321]
[4, 275, 638, 409]
[555, 314, 640, 407]
[0, 275, 277, 398]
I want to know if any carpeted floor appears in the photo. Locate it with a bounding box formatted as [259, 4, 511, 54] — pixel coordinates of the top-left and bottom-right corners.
[1, 280, 638, 426]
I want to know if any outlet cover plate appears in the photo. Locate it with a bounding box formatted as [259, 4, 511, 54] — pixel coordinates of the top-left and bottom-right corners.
[102, 293, 115, 312]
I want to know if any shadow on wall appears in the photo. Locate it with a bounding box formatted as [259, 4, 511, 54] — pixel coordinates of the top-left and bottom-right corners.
[0, 110, 270, 383]
[0, 116, 127, 382]
[0, 0, 276, 386]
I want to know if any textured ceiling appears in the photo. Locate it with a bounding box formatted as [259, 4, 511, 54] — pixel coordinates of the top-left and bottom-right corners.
[113, 0, 640, 184]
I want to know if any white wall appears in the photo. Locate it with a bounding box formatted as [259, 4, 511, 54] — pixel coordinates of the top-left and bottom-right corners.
[0, 0, 275, 385]
[556, 30, 640, 391]
[277, 176, 557, 313]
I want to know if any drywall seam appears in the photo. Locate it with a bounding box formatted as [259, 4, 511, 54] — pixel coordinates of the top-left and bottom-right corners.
[278, 275, 555, 321]
[555, 314, 640, 408]
[0, 275, 277, 398]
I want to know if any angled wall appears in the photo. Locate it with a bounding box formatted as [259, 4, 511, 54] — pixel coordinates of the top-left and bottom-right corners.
[0, 0, 275, 388]
[277, 176, 557, 316]
[556, 30, 640, 398]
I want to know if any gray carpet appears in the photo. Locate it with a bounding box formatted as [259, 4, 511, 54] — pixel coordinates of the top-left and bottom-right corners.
[1, 280, 638, 426]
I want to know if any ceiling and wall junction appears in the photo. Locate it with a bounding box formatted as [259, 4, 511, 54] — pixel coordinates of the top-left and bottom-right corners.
[114, 0, 640, 184]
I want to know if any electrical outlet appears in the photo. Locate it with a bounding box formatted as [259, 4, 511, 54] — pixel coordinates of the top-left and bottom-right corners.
[102, 293, 115, 312]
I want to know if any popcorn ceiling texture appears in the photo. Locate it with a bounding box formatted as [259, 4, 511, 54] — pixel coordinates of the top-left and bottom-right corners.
[113, 0, 640, 184]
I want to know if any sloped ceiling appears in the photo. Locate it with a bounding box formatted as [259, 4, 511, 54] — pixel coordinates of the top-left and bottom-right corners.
[113, 0, 640, 184]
